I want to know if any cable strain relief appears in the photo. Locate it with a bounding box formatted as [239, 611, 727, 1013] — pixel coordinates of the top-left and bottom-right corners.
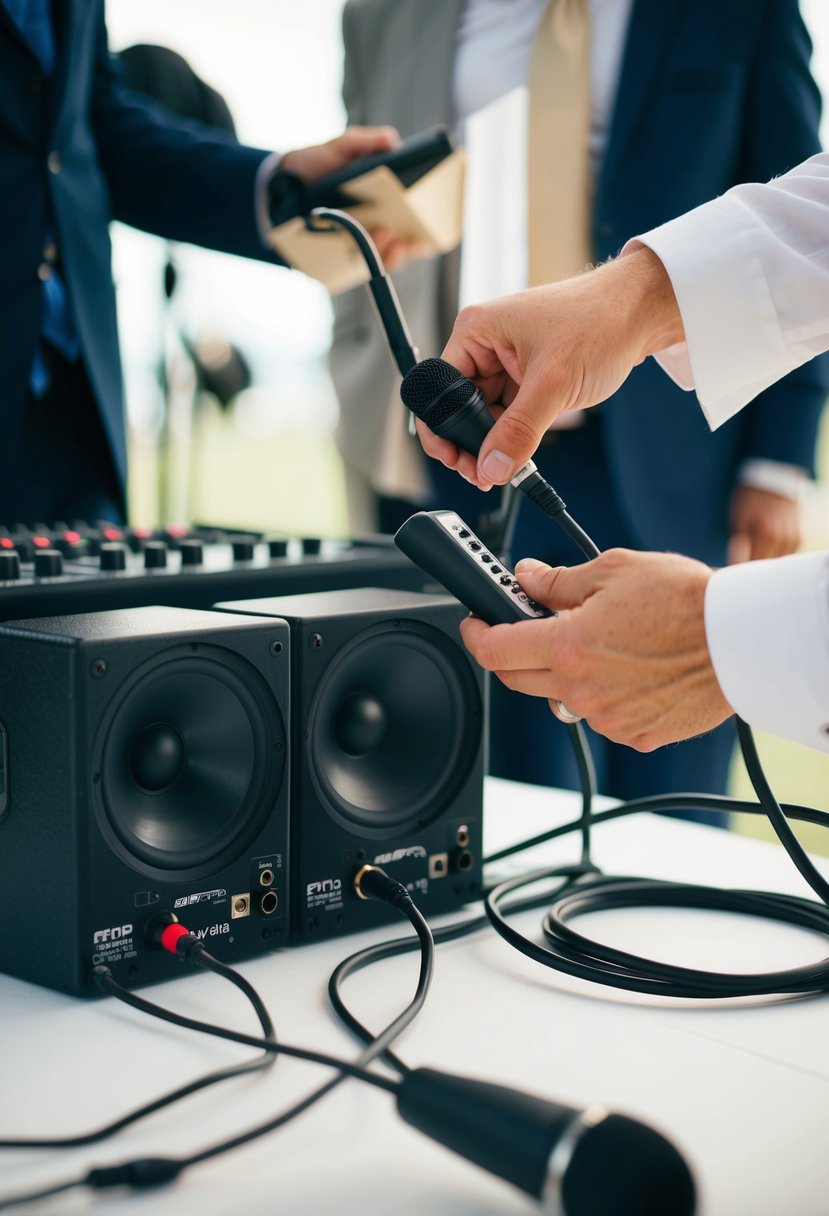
[88, 1157, 183, 1192]
[91, 964, 112, 989]
[354, 864, 411, 909]
[175, 933, 204, 962]
[521, 474, 567, 518]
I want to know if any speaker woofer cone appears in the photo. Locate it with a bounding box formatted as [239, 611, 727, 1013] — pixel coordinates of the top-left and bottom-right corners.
[96, 647, 284, 876]
[307, 622, 481, 832]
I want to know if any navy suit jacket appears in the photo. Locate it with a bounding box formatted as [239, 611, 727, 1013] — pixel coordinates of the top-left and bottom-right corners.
[592, 0, 828, 561]
[0, 0, 276, 503]
[334, 0, 829, 566]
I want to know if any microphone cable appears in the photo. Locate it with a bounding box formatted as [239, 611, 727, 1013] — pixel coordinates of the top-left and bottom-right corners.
[305, 207, 420, 378]
[386, 321, 829, 999]
[0, 949, 278, 1153]
[0, 869, 430, 1211]
[326, 767, 829, 1044]
[479, 515, 829, 1000]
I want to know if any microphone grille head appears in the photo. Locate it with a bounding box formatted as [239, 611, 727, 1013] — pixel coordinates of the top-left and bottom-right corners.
[562, 1115, 696, 1216]
[400, 358, 478, 425]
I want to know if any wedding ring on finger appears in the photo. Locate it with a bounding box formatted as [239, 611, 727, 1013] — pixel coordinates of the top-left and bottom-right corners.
[553, 700, 583, 725]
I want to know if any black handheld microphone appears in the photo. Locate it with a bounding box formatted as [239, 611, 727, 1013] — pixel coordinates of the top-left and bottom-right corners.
[400, 358, 603, 558]
[400, 357, 543, 490]
[396, 1067, 696, 1216]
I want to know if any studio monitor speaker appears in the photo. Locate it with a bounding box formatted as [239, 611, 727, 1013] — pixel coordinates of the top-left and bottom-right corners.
[0, 606, 291, 994]
[216, 589, 485, 942]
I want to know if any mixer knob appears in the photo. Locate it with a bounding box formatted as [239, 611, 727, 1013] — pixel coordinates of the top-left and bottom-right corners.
[99, 543, 127, 572]
[126, 526, 153, 554]
[0, 552, 21, 580]
[33, 549, 63, 577]
[143, 542, 168, 570]
[179, 539, 204, 566]
[301, 537, 322, 556]
[268, 538, 289, 559]
[232, 537, 256, 562]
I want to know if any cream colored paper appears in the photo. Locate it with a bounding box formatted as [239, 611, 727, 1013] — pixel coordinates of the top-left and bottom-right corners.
[268, 148, 466, 295]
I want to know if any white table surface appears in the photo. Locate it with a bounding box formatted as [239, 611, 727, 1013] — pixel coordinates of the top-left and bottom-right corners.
[2, 777, 829, 1216]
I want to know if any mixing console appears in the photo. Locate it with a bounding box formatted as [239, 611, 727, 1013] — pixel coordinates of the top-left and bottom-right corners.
[0, 521, 427, 620]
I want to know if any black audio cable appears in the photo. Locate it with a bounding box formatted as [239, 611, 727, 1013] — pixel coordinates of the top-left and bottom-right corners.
[0, 918, 279, 1153]
[387, 325, 829, 1005]
[326, 787, 829, 1037]
[484, 791, 829, 866]
[457, 469, 829, 999]
[1, 865, 697, 1216]
[305, 207, 419, 378]
[0, 868, 429, 1212]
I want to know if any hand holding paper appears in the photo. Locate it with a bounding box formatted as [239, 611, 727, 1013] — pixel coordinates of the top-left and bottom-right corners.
[269, 128, 466, 294]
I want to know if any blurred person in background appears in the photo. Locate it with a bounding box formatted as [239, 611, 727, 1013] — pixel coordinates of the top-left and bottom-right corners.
[0, 0, 398, 525]
[329, 0, 829, 816]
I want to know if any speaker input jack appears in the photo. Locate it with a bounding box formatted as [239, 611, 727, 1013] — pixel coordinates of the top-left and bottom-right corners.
[354, 864, 410, 909]
[454, 849, 474, 873]
[231, 894, 251, 919]
[259, 868, 274, 888]
[259, 890, 278, 916]
[354, 863, 376, 901]
[456, 825, 471, 848]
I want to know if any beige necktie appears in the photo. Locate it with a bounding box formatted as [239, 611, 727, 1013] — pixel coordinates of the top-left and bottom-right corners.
[527, 0, 593, 287]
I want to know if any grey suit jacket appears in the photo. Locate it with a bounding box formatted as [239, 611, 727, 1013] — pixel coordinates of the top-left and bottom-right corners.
[331, 0, 462, 500]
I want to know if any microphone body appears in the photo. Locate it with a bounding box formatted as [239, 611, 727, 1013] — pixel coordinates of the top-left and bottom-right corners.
[400, 359, 539, 488]
[423, 378, 496, 455]
[400, 358, 600, 555]
[396, 1067, 696, 1216]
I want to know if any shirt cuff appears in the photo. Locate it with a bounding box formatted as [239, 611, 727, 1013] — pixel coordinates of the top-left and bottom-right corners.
[705, 552, 829, 751]
[255, 150, 283, 247]
[624, 196, 799, 430]
[736, 459, 810, 501]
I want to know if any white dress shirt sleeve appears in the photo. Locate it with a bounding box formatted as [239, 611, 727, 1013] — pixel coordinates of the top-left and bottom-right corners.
[736, 458, 809, 502]
[705, 553, 829, 752]
[628, 152, 829, 431]
[625, 152, 829, 752]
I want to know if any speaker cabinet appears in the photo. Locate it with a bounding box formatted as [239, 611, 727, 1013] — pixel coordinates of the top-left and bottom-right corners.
[0, 606, 290, 994]
[216, 589, 485, 942]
